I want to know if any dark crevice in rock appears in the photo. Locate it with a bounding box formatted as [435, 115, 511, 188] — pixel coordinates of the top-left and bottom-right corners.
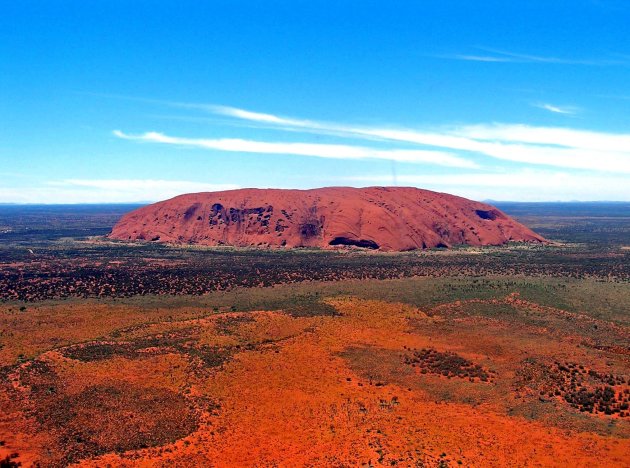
[329, 237, 379, 249]
[475, 209, 499, 220]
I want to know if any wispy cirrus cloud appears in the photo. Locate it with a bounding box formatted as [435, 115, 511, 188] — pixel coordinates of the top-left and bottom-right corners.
[533, 103, 579, 115]
[0, 179, 240, 204]
[109, 96, 630, 178]
[597, 94, 630, 101]
[438, 47, 629, 66]
[113, 130, 478, 168]
[455, 123, 630, 152]
[205, 105, 630, 173]
[341, 171, 630, 202]
[448, 54, 512, 63]
[102, 93, 624, 173]
[52, 179, 238, 193]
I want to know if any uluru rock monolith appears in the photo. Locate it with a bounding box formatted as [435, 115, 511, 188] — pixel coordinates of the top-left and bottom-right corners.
[109, 187, 545, 251]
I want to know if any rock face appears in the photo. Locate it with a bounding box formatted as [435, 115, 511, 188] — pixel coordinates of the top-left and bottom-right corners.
[109, 187, 545, 251]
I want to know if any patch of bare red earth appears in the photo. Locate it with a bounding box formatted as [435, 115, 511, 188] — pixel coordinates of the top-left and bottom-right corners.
[1, 297, 628, 466]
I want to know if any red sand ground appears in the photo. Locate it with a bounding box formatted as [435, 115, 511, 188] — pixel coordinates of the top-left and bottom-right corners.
[1, 295, 627, 467]
[109, 187, 545, 250]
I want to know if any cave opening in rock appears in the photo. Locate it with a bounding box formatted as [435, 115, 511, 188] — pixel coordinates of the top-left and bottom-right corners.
[328, 237, 379, 249]
[475, 209, 498, 220]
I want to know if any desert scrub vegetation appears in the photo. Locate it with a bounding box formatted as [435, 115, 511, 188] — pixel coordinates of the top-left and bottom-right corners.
[516, 359, 629, 417]
[404, 348, 496, 382]
[1, 242, 628, 302]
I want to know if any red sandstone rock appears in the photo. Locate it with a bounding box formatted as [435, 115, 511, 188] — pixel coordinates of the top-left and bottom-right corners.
[108, 187, 545, 251]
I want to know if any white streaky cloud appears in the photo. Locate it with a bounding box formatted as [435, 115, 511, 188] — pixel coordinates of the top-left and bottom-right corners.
[342, 171, 630, 202]
[206, 106, 630, 173]
[455, 123, 630, 152]
[212, 106, 332, 131]
[113, 130, 478, 168]
[449, 140, 630, 173]
[441, 54, 514, 63]
[533, 103, 578, 115]
[210, 105, 319, 128]
[598, 94, 630, 101]
[470, 47, 627, 66]
[451, 55, 512, 62]
[209, 105, 502, 152]
[0, 179, 240, 204]
[55, 179, 239, 192]
[436, 48, 629, 66]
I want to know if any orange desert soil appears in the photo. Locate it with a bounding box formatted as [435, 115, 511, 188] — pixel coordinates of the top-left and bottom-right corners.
[0, 295, 627, 467]
[109, 186, 545, 250]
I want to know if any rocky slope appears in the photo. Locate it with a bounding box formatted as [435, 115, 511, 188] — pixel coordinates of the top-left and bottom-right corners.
[109, 187, 545, 251]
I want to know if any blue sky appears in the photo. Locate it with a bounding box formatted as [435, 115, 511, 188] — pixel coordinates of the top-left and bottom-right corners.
[2, 0, 630, 202]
